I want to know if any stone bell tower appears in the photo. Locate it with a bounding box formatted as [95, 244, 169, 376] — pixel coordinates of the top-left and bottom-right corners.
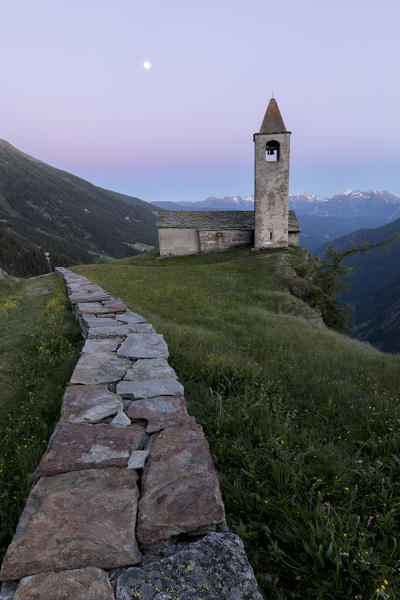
[253, 98, 291, 249]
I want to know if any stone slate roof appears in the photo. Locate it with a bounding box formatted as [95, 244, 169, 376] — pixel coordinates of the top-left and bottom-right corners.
[259, 98, 287, 134]
[157, 209, 300, 233]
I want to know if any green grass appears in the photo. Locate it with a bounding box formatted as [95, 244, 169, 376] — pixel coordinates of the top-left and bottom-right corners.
[0, 275, 81, 560]
[74, 246, 400, 600]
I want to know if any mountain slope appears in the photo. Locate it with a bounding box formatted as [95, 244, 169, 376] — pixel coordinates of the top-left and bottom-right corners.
[0, 140, 157, 274]
[299, 214, 387, 252]
[327, 218, 400, 352]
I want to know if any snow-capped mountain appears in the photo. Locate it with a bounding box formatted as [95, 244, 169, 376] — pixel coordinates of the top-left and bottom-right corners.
[152, 190, 400, 220]
[152, 196, 254, 211]
[293, 190, 400, 219]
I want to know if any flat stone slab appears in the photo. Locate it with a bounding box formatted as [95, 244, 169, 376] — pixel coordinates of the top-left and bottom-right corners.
[14, 567, 115, 600]
[115, 532, 263, 600]
[61, 384, 123, 423]
[87, 323, 154, 338]
[0, 468, 141, 580]
[111, 410, 131, 427]
[116, 311, 147, 324]
[137, 423, 225, 548]
[102, 299, 127, 313]
[124, 358, 177, 381]
[117, 334, 168, 360]
[126, 396, 190, 433]
[82, 338, 123, 353]
[82, 316, 119, 328]
[70, 292, 111, 304]
[77, 302, 111, 315]
[116, 378, 184, 400]
[70, 353, 131, 384]
[127, 449, 150, 470]
[34, 422, 146, 478]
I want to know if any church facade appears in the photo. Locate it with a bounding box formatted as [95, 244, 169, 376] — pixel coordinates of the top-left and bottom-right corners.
[157, 98, 300, 257]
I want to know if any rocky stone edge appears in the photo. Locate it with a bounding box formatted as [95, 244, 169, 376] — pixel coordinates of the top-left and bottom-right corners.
[0, 267, 262, 600]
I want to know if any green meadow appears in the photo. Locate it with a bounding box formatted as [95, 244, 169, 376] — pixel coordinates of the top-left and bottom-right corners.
[72, 246, 400, 600]
[0, 275, 81, 559]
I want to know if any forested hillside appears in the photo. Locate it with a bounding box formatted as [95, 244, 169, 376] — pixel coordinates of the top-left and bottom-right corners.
[0, 140, 157, 275]
[328, 218, 400, 352]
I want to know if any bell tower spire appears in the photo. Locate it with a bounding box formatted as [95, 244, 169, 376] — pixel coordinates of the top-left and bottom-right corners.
[253, 98, 291, 249]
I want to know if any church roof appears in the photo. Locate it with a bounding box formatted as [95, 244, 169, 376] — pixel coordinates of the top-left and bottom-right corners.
[157, 209, 300, 233]
[259, 98, 287, 134]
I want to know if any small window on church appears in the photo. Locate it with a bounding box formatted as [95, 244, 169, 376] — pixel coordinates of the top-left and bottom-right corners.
[270, 232, 273, 240]
[266, 140, 279, 162]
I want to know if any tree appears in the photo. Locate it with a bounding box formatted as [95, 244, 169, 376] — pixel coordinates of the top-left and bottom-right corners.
[297, 235, 400, 332]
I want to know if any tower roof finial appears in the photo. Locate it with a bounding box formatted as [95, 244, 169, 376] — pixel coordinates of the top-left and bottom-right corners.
[259, 98, 287, 134]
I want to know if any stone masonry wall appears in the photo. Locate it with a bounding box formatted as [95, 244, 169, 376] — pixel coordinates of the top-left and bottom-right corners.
[0, 268, 262, 599]
[198, 229, 253, 253]
[254, 131, 291, 249]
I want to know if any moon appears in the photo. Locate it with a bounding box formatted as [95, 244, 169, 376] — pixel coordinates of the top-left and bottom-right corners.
[143, 61, 151, 70]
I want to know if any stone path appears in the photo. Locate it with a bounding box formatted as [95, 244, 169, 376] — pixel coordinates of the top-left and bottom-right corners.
[0, 268, 262, 599]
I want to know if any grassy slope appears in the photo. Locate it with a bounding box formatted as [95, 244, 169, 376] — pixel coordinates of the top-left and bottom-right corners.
[74, 247, 400, 600]
[0, 275, 81, 559]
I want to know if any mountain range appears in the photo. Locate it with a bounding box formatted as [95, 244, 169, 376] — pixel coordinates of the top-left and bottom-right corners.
[152, 190, 400, 252]
[0, 140, 157, 276]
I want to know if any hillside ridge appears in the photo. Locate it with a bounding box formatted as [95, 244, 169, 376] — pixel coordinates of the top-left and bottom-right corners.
[0, 140, 158, 276]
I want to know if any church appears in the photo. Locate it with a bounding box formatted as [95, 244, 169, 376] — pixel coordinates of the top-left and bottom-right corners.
[157, 98, 300, 256]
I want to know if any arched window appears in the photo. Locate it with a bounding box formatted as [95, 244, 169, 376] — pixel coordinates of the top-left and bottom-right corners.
[265, 140, 279, 162]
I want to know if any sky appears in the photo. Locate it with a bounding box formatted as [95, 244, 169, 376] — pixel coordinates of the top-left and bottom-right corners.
[1, 0, 399, 202]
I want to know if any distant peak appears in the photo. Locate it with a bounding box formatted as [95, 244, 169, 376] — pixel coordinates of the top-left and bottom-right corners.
[259, 98, 287, 134]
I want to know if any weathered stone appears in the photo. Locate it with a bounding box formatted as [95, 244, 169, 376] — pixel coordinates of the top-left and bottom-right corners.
[137, 423, 225, 548]
[82, 338, 123, 353]
[126, 396, 190, 433]
[0, 582, 17, 600]
[116, 378, 183, 400]
[0, 469, 141, 580]
[77, 302, 111, 315]
[117, 334, 168, 360]
[116, 311, 147, 324]
[110, 410, 131, 427]
[61, 384, 123, 423]
[70, 292, 111, 304]
[127, 449, 150, 470]
[124, 358, 177, 381]
[115, 532, 263, 600]
[87, 324, 154, 338]
[70, 353, 131, 384]
[82, 316, 119, 329]
[34, 422, 146, 478]
[102, 299, 127, 313]
[14, 568, 115, 600]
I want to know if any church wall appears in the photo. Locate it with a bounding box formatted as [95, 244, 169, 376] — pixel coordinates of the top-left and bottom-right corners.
[199, 229, 253, 253]
[158, 228, 200, 257]
[288, 232, 299, 246]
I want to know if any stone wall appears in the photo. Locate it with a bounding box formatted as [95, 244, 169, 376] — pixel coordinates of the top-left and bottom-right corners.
[199, 229, 253, 253]
[158, 227, 200, 257]
[0, 268, 262, 599]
